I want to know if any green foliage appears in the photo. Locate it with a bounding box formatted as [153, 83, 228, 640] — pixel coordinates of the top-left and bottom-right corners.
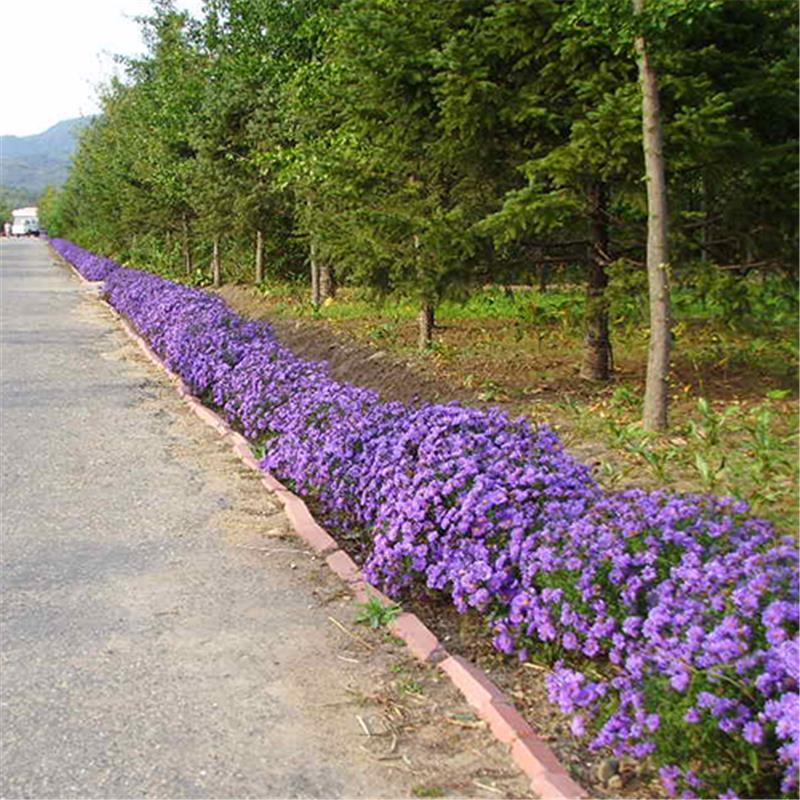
[355, 597, 403, 629]
[49, 0, 796, 428]
[0, 186, 37, 221]
[37, 186, 64, 236]
[593, 394, 799, 533]
[411, 786, 445, 799]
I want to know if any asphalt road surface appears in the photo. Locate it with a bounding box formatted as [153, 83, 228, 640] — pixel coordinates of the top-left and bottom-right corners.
[0, 239, 531, 800]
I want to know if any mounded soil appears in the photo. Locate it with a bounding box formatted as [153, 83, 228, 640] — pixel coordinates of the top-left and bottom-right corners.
[216, 285, 476, 407]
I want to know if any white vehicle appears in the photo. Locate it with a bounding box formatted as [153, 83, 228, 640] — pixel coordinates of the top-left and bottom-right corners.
[11, 207, 39, 236]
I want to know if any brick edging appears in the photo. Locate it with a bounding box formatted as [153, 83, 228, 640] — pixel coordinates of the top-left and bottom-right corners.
[58, 253, 588, 800]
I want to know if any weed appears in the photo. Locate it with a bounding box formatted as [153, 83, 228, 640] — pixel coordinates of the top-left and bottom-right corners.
[411, 786, 445, 798]
[397, 677, 424, 695]
[687, 397, 734, 447]
[597, 460, 624, 488]
[625, 440, 676, 483]
[606, 419, 644, 448]
[609, 385, 641, 411]
[766, 388, 791, 401]
[743, 404, 792, 479]
[252, 442, 267, 460]
[369, 321, 399, 343]
[693, 452, 727, 492]
[355, 597, 403, 629]
[478, 379, 505, 402]
[189, 268, 213, 288]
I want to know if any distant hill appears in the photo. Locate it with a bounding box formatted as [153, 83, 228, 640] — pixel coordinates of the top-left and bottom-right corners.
[1, 117, 93, 202]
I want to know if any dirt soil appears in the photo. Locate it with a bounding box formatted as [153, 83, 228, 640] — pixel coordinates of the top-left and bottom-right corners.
[216, 285, 476, 407]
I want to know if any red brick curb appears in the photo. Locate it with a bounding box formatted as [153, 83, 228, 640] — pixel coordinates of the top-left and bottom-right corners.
[440, 653, 506, 708]
[282, 494, 340, 555]
[388, 612, 445, 663]
[261, 472, 289, 494]
[61, 253, 588, 800]
[325, 550, 362, 584]
[485, 700, 536, 745]
[184, 397, 229, 436]
[351, 580, 396, 608]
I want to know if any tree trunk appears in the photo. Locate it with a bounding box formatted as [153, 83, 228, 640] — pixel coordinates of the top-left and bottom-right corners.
[255, 229, 264, 284]
[635, 0, 671, 431]
[181, 215, 193, 274]
[320, 262, 337, 300]
[580, 182, 612, 381]
[212, 233, 221, 288]
[537, 263, 550, 293]
[412, 232, 434, 351]
[700, 174, 709, 265]
[307, 196, 323, 308]
[310, 239, 321, 308]
[418, 299, 435, 352]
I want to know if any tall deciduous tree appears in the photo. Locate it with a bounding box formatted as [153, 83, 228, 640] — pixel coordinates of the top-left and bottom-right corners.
[634, 0, 671, 430]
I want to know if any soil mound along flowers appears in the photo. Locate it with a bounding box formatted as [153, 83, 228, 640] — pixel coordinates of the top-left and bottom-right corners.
[51, 238, 799, 799]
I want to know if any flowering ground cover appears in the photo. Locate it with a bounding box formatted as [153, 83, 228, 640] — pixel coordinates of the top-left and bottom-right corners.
[50, 238, 120, 282]
[53, 239, 799, 798]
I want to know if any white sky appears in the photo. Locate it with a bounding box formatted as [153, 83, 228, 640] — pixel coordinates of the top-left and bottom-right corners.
[0, 0, 205, 137]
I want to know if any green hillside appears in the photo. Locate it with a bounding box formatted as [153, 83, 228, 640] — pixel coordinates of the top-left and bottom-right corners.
[0, 117, 92, 202]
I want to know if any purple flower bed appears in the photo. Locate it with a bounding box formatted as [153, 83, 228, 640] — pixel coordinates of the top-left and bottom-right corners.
[56, 240, 799, 798]
[50, 238, 120, 281]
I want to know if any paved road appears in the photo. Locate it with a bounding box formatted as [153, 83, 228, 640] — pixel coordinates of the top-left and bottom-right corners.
[0, 239, 530, 800]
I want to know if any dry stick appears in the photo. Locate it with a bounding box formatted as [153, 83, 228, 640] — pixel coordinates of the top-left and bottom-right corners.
[403, 693, 427, 705]
[356, 715, 372, 737]
[232, 545, 313, 556]
[473, 780, 504, 795]
[328, 616, 375, 651]
[444, 716, 486, 730]
[358, 745, 402, 763]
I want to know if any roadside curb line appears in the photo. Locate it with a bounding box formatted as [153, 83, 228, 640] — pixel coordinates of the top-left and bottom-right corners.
[58, 254, 588, 800]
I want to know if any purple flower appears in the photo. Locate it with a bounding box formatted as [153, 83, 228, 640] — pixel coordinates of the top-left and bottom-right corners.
[742, 722, 764, 745]
[684, 707, 701, 724]
[570, 715, 586, 737]
[660, 766, 681, 795]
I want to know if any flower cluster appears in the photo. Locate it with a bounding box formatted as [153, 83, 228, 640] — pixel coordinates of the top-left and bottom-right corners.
[50, 238, 121, 281]
[56, 240, 799, 797]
